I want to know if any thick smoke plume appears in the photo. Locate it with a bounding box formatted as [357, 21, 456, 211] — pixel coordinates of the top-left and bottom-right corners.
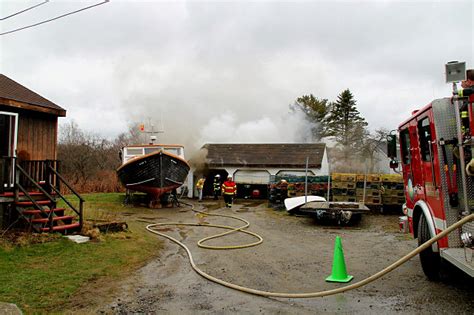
[123, 96, 317, 164]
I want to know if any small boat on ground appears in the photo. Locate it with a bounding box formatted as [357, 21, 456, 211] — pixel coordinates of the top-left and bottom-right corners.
[117, 143, 190, 205]
[284, 196, 326, 212]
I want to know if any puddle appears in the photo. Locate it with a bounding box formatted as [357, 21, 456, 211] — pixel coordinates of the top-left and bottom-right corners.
[179, 231, 188, 241]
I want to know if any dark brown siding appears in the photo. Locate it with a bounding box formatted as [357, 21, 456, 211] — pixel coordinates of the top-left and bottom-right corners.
[18, 112, 57, 160]
[1, 105, 58, 160]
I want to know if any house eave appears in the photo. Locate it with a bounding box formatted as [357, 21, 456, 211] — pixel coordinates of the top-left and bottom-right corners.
[0, 97, 66, 117]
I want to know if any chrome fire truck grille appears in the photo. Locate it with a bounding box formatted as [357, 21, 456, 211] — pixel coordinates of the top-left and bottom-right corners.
[432, 98, 474, 247]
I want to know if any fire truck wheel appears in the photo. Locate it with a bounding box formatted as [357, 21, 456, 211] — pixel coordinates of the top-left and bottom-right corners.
[418, 214, 441, 281]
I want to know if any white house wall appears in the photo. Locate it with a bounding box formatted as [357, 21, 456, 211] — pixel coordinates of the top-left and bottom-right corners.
[319, 148, 329, 176]
[187, 168, 195, 198]
[234, 170, 271, 184]
[212, 147, 329, 187]
[223, 167, 323, 178]
[188, 146, 329, 197]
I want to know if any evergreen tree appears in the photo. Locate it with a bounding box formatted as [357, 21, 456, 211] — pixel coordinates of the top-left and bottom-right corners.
[291, 94, 329, 141]
[325, 89, 367, 146]
[325, 89, 368, 156]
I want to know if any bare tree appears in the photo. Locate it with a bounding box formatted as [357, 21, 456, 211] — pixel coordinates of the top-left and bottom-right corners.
[57, 121, 123, 192]
[360, 128, 390, 173]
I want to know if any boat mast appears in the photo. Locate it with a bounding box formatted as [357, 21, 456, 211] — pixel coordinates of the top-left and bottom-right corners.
[140, 119, 164, 144]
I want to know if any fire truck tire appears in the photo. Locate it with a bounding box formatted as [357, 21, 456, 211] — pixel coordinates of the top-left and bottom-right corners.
[418, 214, 441, 281]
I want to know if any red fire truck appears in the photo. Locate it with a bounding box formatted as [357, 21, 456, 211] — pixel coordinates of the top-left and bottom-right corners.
[387, 62, 474, 280]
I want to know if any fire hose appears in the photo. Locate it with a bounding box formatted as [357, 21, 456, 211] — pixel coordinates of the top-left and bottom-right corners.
[146, 202, 474, 298]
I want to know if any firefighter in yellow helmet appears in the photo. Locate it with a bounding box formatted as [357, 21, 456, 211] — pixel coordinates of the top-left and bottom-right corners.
[196, 176, 206, 202]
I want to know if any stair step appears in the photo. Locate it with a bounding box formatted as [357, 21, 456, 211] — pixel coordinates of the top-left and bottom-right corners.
[22, 208, 66, 215]
[0, 191, 45, 197]
[16, 200, 52, 206]
[16, 200, 53, 206]
[31, 215, 75, 224]
[40, 222, 80, 232]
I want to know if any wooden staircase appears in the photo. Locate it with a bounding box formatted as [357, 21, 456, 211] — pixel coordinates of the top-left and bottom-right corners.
[1, 159, 84, 234]
[13, 192, 80, 233]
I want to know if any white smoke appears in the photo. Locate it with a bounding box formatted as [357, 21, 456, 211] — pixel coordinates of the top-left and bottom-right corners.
[199, 109, 316, 144]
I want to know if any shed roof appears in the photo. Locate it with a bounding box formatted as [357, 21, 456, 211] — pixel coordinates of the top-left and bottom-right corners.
[0, 74, 66, 116]
[203, 143, 326, 168]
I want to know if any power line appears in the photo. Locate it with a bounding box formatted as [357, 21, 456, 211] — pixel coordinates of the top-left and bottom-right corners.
[0, 0, 50, 21]
[0, 0, 110, 36]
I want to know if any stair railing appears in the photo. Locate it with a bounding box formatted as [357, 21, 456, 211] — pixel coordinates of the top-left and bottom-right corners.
[0, 156, 15, 194]
[46, 164, 84, 230]
[15, 164, 56, 231]
[0, 157, 5, 194]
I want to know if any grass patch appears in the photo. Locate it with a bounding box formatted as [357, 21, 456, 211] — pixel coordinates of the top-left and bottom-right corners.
[0, 193, 162, 313]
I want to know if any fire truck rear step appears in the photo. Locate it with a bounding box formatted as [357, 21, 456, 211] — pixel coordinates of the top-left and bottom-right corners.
[440, 248, 474, 277]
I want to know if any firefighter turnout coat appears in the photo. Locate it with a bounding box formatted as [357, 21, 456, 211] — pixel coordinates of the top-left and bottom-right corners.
[196, 178, 205, 190]
[222, 180, 237, 195]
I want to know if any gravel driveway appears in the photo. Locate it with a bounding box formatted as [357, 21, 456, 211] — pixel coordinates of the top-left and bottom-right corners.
[83, 199, 473, 314]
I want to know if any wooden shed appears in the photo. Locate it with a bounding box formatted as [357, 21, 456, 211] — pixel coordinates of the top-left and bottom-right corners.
[188, 143, 329, 199]
[0, 74, 83, 233]
[0, 74, 65, 162]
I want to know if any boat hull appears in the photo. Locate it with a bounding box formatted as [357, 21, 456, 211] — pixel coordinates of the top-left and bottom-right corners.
[284, 196, 326, 212]
[117, 151, 190, 200]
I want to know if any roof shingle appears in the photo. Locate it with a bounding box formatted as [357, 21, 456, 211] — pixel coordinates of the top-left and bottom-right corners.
[203, 143, 326, 168]
[0, 74, 65, 114]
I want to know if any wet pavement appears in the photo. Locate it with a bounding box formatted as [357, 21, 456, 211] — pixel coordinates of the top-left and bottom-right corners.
[76, 200, 473, 314]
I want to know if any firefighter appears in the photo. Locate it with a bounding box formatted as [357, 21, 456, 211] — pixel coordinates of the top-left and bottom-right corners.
[213, 174, 221, 200]
[196, 176, 206, 202]
[222, 175, 237, 208]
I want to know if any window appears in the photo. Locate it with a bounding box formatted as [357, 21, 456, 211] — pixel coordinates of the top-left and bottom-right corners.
[144, 147, 160, 155]
[126, 148, 143, 155]
[418, 118, 432, 162]
[400, 128, 411, 164]
[164, 148, 179, 156]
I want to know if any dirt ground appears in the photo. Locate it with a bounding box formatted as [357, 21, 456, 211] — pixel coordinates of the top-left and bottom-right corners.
[77, 199, 473, 314]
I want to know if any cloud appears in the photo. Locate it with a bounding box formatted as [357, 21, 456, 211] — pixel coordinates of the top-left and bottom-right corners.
[1, 0, 472, 146]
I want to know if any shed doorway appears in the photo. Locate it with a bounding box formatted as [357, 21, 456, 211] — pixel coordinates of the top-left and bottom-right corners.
[0, 112, 18, 188]
[234, 170, 270, 199]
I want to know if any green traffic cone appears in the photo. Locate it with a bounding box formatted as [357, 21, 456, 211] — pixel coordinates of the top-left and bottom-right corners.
[325, 236, 353, 283]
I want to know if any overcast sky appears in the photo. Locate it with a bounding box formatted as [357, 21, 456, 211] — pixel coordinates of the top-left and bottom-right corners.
[1, 0, 473, 154]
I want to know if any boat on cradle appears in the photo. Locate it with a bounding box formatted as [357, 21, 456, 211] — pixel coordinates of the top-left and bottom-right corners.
[117, 144, 190, 205]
